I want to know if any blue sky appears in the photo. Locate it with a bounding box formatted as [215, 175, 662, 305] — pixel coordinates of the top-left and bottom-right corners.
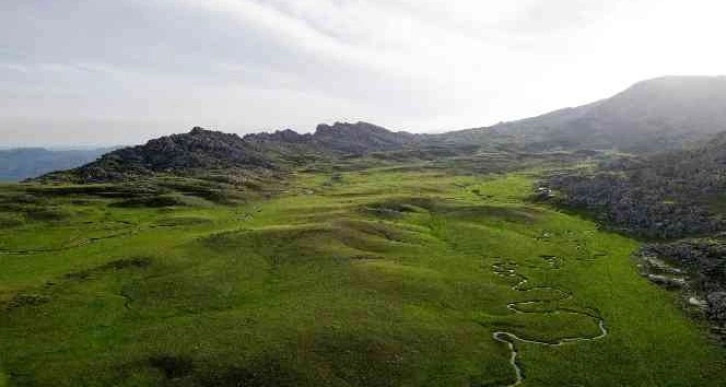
[2, 0, 725, 146]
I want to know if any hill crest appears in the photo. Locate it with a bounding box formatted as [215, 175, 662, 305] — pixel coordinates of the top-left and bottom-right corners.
[36, 122, 418, 182]
[445, 75, 726, 152]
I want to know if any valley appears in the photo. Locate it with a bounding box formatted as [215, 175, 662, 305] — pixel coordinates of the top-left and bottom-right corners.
[2, 168, 724, 386]
[4, 0, 726, 382]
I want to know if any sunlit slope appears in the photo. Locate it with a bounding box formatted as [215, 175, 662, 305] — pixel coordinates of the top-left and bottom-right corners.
[1, 170, 724, 386]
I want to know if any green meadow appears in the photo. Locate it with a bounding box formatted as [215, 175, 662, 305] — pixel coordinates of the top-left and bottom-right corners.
[1, 169, 724, 386]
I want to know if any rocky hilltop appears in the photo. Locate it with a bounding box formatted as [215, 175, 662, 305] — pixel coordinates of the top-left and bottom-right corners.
[38, 128, 271, 182]
[37, 122, 419, 182]
[312, 121, 418, 154]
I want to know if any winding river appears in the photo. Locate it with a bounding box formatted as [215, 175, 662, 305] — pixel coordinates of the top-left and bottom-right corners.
[490, 258, 608, 386]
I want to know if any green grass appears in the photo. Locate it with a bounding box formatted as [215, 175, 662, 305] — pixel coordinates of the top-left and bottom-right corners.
[1, 169, 724, 386]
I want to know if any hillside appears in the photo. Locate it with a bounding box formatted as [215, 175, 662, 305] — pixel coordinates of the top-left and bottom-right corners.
[545, 131, 726, 239]
[0, 147, 114, 181]
[3, 169, 726, 386]
[37, 122, 419, 183]
[542, 131, 726, 336]
[444, 76, 726, 152]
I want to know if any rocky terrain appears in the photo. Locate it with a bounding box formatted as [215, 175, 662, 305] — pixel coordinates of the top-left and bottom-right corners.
[311, 121, 419, 154]
[545, 131, 726, 239]
[36, 122, 419, 183]
[638, 237, 726, 342]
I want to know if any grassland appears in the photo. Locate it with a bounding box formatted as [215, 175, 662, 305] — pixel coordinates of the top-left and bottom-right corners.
[1, 169, 725, 386]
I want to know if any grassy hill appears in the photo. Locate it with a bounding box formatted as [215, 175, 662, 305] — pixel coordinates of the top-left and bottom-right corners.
[1, 167, 725, 386]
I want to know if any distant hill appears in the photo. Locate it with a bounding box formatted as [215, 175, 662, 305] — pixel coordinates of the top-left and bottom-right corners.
[0, 147, 114, 181]
[444, 76, 726, 152]
[37, 122, 420, 182]
[34, 76, 726, 182]
[312, 122, 418, 154]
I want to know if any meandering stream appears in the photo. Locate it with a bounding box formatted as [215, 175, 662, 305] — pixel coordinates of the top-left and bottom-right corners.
[490, 258, 608, 386]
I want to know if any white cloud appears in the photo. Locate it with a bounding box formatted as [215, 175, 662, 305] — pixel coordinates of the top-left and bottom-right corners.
[1, 0, 725, 145]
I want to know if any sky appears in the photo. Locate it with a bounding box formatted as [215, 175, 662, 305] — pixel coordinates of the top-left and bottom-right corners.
[1, 0, 725, 147]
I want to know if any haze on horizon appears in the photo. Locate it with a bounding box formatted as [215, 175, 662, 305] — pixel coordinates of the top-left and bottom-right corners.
[2, 0, 725, 147]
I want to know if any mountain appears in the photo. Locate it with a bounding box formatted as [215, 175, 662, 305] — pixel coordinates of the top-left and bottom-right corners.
[0, 147, 115, 181]
[37, 122, 419, 182]
[33, 76, 726, 182]
[444, 76, 726, 152]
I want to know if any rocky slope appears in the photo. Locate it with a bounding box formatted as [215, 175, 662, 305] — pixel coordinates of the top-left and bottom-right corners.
[312, 121, 418, 154]
[545, 132, 726, 239]
[37, 128, 272, 182]
[37, 122, 419, 182]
